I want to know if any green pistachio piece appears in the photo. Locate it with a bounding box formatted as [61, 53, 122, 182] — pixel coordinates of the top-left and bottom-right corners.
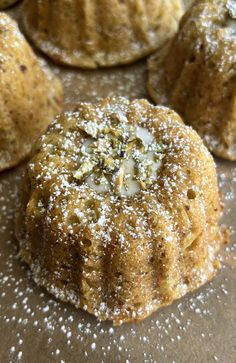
[227, 1, 236, 18]
[140, 180, 147, 190]
[78, 121, 100, 138]
[73, 160, 96, 180]
[113, 165, 125, 194]
[75, 113, 164, 192]
[110, 112, 128, 125]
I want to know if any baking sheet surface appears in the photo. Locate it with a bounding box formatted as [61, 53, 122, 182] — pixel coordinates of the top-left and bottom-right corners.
[0, 2, 236, 362]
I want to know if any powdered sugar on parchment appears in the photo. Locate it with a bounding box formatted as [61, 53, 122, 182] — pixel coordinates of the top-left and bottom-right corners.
[0, 160, 235, 363]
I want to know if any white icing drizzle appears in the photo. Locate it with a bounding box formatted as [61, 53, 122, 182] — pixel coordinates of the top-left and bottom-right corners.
[74, 120, 163, 196]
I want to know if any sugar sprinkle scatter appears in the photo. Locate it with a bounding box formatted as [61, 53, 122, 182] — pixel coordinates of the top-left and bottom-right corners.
[1, 2, 236, 361]
[0, 147, 235, 363]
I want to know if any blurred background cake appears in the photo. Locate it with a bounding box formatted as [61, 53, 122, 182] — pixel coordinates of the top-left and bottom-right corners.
[0, 13, 63, 172]
[22, 0, 184, 68]
[148, 0, 236, 160]
[0, 0, 18, 9]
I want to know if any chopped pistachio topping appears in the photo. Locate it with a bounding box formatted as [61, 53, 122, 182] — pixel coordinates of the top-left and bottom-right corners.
[227, 0, 236, 18]
[73, 114, 164, 195]
[73, 160, 96, 180]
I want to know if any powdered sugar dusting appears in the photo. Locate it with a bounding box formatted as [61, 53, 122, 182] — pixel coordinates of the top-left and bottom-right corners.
[0, 139, 235, 362]
[15, 95, 224, 327]
[0, 1, 235, 361]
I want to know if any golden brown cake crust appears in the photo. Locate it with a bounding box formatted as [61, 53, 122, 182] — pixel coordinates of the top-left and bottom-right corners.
[148, 0, 236, 160]
[0, 13, 63, 172]
[16, 97, 223, 325]
[22, 0, 183, 68]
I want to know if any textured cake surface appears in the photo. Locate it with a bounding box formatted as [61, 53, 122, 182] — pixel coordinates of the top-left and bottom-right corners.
[22, 0, 183, 68]
[16, 97, 223, 325]
[0, 13, 63, 172]
[148, 0, 236, 160]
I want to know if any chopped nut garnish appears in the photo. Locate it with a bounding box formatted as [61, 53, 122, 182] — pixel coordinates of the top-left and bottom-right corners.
[73, 160, 96, 180]
[114, 165, 125, 193]
[227, 1, 236, 18]
[140, 180, 147, 190]
[74, 114, 164, 195]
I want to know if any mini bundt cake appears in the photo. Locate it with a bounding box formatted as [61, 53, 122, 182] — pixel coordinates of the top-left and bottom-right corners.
[0, 13, 63, 172]
[148, 0, 236, 160]
[16, 97, 224, 325]
[0, 0, 18, 9]
[22, 0, 184, 68]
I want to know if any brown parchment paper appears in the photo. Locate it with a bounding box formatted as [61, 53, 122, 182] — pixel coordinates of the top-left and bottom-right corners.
[0, 2, 236, 363]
